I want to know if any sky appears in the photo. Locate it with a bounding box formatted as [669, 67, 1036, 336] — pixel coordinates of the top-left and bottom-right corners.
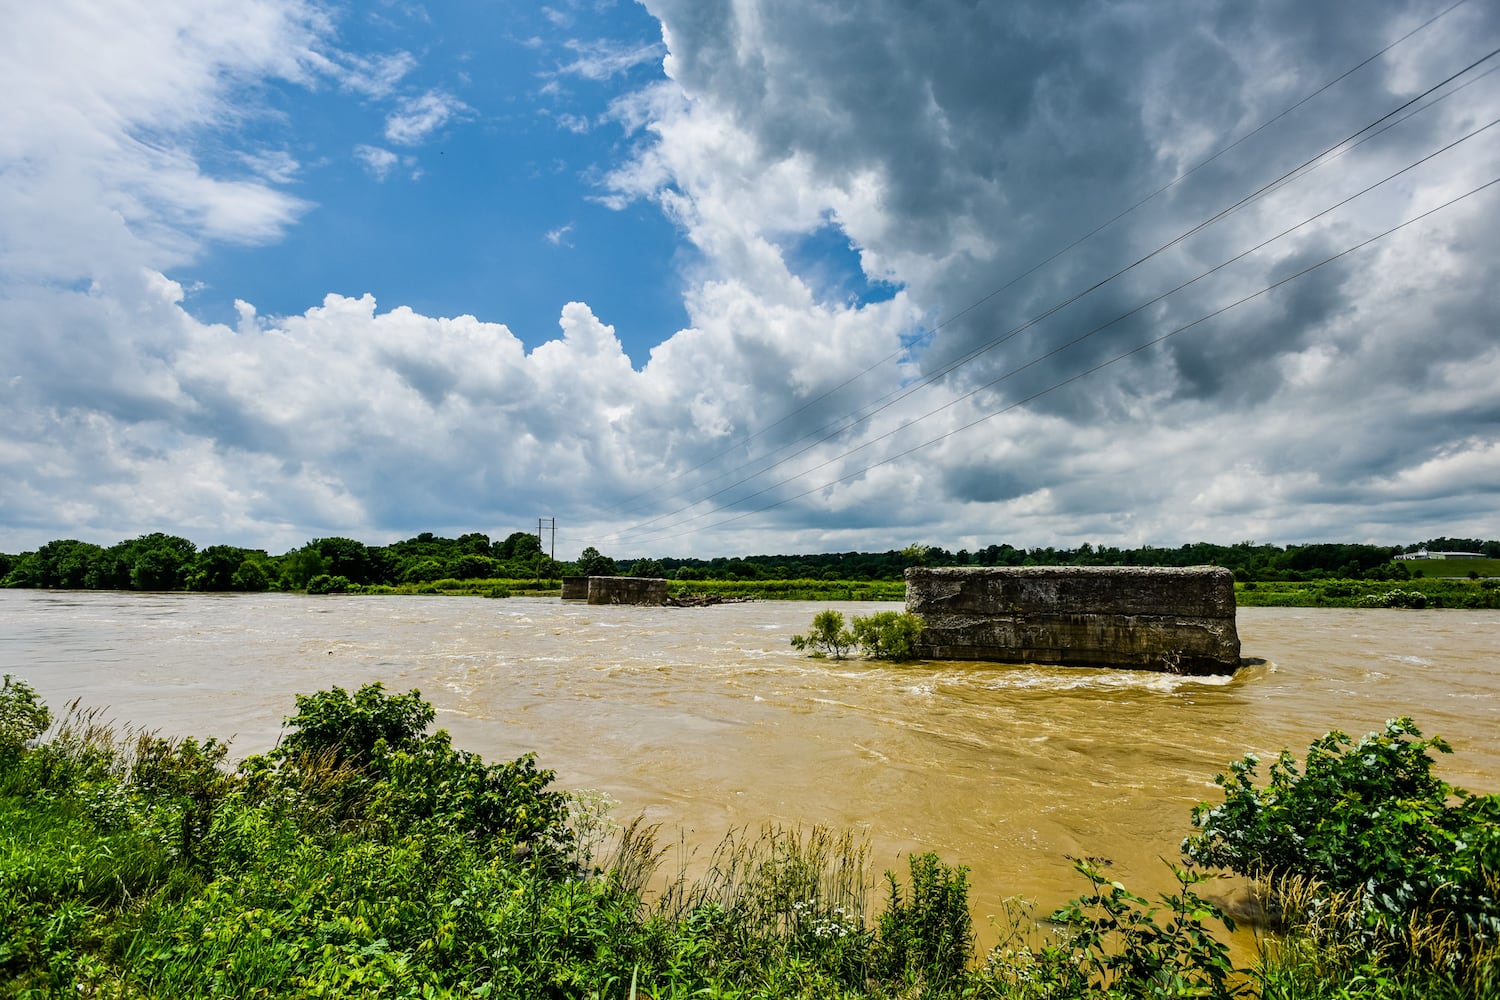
[2, 0, 1498, 561]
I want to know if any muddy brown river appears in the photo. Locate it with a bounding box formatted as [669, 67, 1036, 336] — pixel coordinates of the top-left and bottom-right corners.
[3, 590, 1496, 943]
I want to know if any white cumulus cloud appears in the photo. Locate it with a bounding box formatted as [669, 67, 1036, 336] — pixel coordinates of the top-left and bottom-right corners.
[384, 90, 469, 146]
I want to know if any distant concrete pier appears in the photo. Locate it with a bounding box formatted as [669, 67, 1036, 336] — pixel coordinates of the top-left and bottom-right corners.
[905, 566, 1240, 674]
[560, 576, 589, 601]
[586, 576, 668, 606]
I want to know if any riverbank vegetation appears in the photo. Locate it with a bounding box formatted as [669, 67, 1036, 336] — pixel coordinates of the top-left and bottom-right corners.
[3, 533, 1497, 599]
[1234, 575, 1500, 609]
[2, 676, 1495, 998]
[791, 610, 925, 661]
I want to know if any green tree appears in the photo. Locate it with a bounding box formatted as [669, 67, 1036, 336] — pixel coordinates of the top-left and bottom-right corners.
[99, 533, 198, 591]
[456, 531, 492, 555]
[791, 610, 855, 659]
[311, 536, 375, 585]
[575, 546, 616, 577]
[850, 611, 924, 661]
[447, 553, 499, 580]
[230, 559, 270, 592]
[5, 539, 109, 588]
[627, 557, 666, 578]
[279, 543, 329, 590]
[497, 531, 543, 561]
[189, 544, 247, 591]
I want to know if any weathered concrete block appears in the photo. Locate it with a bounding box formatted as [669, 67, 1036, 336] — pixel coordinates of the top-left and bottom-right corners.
[905, 566, 1240, 674]
[586, 576, 668, 606]
[560, 576, 589, 601]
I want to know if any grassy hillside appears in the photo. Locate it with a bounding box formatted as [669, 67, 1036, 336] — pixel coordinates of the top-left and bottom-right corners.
[1402, 557, 1500, 578]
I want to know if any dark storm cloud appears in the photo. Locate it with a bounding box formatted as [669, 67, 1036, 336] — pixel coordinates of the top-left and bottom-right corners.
[938, 466, 1038, 505]
[648, 0, 1498, 395]
[639, 0, 1500, 539]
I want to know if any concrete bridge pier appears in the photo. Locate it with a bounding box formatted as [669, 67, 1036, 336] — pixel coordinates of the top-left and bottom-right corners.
[585, 576, 668, 606]
[905, 565, 1241, 674]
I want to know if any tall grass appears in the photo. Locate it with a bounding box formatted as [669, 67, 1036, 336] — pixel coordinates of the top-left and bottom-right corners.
[1250, 872, 1500, 999]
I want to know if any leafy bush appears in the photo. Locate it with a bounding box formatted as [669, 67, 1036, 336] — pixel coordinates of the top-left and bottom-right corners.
[370, 730, 569, 850]
[1356, 588, 1428, 608]
[0, 674, 50, 756]
[305, 573, 352, 594]
[277, 683, 434, 768]
[877, 852, 973, 990]
[792, 610, 925, 661]
[790, 609, 855, 659]
[1183, 718, 1500, 949]
[850, 611, 924, 661]
[1044, 860, 1243, 999]
[264, 684, 570, 853]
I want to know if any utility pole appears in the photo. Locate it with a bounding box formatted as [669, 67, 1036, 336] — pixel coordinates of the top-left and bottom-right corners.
[537, 517, 556, 562]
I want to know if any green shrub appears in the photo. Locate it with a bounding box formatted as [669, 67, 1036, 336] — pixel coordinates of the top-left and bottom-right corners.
[849, 611, 924, 661]
[876, 852, 973, 990]
[264, 684, 570, 853]
[1356, 587, 1428, 608]
[790, 610, 855, 659]
[276, 683, 434, 768]
[305, 573, 352, 594]
[792, 610, 925, 661]
[371, 730, 569, 850]
[0, 674, 50, 757]
[1044, 860, 1243, 999]
[1182, 718, 1500, 950]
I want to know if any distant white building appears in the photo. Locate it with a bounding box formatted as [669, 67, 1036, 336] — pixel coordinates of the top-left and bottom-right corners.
[1395, 549, 1486, 561]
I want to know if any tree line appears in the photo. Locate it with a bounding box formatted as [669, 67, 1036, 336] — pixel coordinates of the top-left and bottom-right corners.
[1, 532, 1494, 592]
[658, 537, 1498, 582]
[0, 531, 554, 593]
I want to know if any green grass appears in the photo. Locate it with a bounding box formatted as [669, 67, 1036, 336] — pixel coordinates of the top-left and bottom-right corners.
[1236, 577, 1500, 609]
[348, 577, 906, 602]
[667, 578, 906, 602]
[356, 577, 563, 597]
[1400, 556, 1500, 578]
